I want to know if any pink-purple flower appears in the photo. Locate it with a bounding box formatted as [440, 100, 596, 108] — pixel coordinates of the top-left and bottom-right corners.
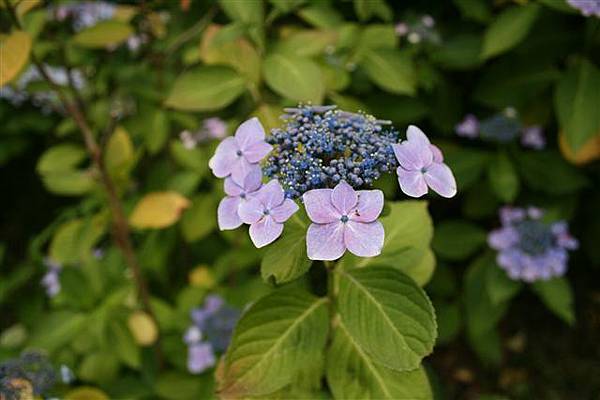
[455, 114, 479, 138]
[238, 180, 299, 248]
[392, 125, 457, 198]
[208, 117, 272, 184]
[521, 125, 546, 150]
[217, 168, 262, 230]
[303, 181, 384, 260]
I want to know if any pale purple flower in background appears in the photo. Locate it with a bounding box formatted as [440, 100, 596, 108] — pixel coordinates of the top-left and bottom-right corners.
[209, 117, 272, 184]
[238, 180, 299, 248]
[488, 206, 579, 282]
[203, 117, 227, 139]
[567, 0, 600, 17]
[521, 125, 546, 150]
[422, 14, 435, 28]
[393, 125, 457, 198]
[303, 181, 384, 260]
[217, 168, 263, 230]
[41, 257, 62, 298]
[395, 22, 409, 36]
[179, 130, 197, 149]
[187, 343, 216, 374]
[455, 114, 479, 138]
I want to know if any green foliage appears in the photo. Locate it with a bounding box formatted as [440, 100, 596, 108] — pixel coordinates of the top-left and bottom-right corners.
[337, 267, 437, 371]
[481, 4, 540, 59]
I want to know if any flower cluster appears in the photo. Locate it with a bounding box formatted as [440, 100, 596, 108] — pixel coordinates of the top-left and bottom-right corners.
[183, 295, 240, 374]
[488, 206, 579, 282]
[567, 0, 600, 17]
[50, 1, 116, 31]
[395, 14, 440, 45]
[41, 257, 62, 298]
[455, 109, 546, 150]
[263, 105, 399, 199]
[180, 117, 228, 149]
[210, 106, 456, 260]
[0, 352, 57, 400]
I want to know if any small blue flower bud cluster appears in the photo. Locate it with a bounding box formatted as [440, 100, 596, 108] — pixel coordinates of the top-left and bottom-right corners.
[263, 105, 399, 198]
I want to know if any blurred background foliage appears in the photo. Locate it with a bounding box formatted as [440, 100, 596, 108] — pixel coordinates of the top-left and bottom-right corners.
[1, 0, 600, 399]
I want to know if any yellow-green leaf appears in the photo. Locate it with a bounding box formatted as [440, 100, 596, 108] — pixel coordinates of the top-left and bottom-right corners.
[129, 191, 191, 229]
[263, 53, 324, 103]
[104, 126, 134, 177]
[0, 30, 32, 87]
[127, 311, 158, 346]
[65, 387, 110, 400]
[72, 20, 133, 48]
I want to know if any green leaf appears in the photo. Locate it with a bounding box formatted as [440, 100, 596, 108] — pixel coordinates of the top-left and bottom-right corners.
[180, 195, 217, 242]
[485, 261, 522, 305]
[442, 146, 491, 191]
[434, 301, 462, 344]
[431, 34, 483, 70]
[432, 220, 487, 261]
[360, 49, 416, 95]
[145, 111, 170, 154]
[555, 59, 600, 152]
[108, 319, 141, 369]
[49, 215, 107, 265]
[156, 372, 213, 400]
[337, 267, 437, 371]
[531, 277, 575, 325]
[487, 152, 519, 202]
[261, 213, 312, 285]
[219, 0, 263, 25]
[453, 0, 492, 23]
[327, 320, 432, 399]
[353, 0, 392, 22]
[0, 30, 32, 87]
[37, 144, 87, 174]
[297, 5, 344, 28]
[273, 29, 339, 57]
[78, 352, 120, 384]
[28, 311, 87, 352]
[169, 141, 208, 174]
[104, 126, 134, 180]
[165, 66, 247, 111]
[41, 170, 96, 196]
[481, 4, 540, 59]
[514, 150, 588, 194]
[218, 289, 329, 398]
[263, 53, 324, 102]
[72, 20, 133, 48]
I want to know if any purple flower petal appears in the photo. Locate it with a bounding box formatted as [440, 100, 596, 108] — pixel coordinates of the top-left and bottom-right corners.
[238, 197, 264, 224]
[224, 177, 244, 197]
[430, 144, 444, 163]
[217, 196, 243, 230]
[351, 190, 384, 223]
[344, 220, 384, 257]
[488, 227, 518, 250]
[306, 222, 346, 260]
[188, 343, 216, 374]
[331, 181, 358, 215]
[243, 140, 273, 163]
[303, 189, 340, 223]
[255, 180, 285, 210]
[224, 168, 263, 197]
[234, 117, 266, 149]
[392, 140, 432, 171]
[424, 162, 457, 198]
[230, 157, 260, 186]
[397, 168, 428, 198]
[208, 137, 238, 178]
[270, 199, 299, 223]
[407, 125, 431, 148]
[249, 215, 283, 248]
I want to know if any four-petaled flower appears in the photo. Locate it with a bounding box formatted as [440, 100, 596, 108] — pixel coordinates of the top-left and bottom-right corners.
[217, 168, 262, 230]
[208, 117, 272, 184]
[393, 125, 457, 198]
[239, 180, 299, 248]
[303, 181, 384, 260]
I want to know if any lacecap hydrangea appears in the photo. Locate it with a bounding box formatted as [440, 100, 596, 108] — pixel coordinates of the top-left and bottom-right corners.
[488, 206, 579, 282]
[209, 105, 457, 261]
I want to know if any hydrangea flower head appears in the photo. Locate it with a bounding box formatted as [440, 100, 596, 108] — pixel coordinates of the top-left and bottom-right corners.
[303, 181, 384, 260]
[0, 352, 56, 398]
[488, 206, 579, 282]
[184, 295, 240, 374]
[239, 180, 299, 247]
[567, 0, 600, 17]
[209, 117, 272, 184]
[392, 125, 457, 198]
[217, 168, 263, 230]
[264, 105, 399, 199]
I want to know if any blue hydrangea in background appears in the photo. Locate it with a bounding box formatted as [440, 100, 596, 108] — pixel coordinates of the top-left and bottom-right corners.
[264, 105, 400, 198]
[488, 206, 579, 282]
[183, 295, 240, 374]
[0, 351, 57, 400]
